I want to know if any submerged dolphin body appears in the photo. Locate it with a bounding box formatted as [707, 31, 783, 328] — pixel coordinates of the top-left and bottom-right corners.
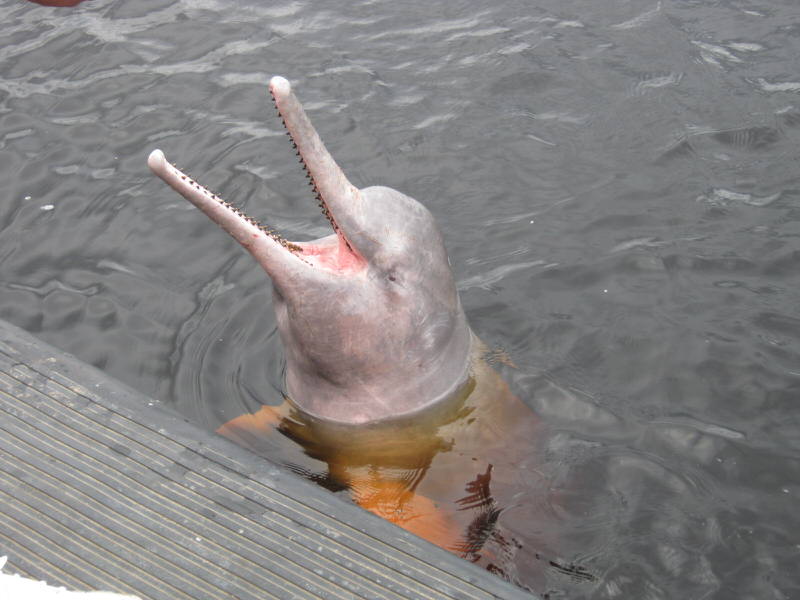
[216, 339, 545, 561]
[148, 77, 549, 574]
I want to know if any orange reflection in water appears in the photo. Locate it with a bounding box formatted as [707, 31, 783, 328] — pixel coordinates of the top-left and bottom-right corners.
[218, 342, 549, 573]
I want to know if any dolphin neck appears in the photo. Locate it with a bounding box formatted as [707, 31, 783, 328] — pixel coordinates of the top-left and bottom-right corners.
[280, 370, 477, 454]
[283, 321, 474, 425]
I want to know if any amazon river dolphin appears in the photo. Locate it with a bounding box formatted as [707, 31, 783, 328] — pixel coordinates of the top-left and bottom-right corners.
[148, 77, 554, 584]
[149, 76, 471, 425]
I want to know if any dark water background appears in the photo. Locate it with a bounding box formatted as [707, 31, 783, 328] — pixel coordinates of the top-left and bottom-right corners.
[2, 0, 799, 597]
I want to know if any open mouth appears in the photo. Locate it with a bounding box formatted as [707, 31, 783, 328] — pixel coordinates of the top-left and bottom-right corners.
[147, 77, 364, 276]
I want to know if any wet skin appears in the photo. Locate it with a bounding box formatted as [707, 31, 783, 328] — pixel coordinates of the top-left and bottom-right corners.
[148, 77, 547, 568]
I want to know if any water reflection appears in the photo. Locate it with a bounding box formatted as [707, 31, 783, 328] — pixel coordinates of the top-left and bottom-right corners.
[219, 343, 566, 591]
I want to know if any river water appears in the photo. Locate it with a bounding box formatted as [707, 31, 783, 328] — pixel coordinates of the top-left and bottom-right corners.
[1, 0, 799, 597]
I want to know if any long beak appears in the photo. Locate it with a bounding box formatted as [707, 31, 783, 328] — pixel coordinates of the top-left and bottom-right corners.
[147, 148, 310, 285]
[268, 76, 362, 251]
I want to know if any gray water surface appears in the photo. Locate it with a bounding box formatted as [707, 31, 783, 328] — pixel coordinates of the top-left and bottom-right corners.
[1, 0, 799, 597]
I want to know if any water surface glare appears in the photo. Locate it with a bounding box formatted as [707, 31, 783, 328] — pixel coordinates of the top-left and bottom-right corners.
[1, 0, 799, 597]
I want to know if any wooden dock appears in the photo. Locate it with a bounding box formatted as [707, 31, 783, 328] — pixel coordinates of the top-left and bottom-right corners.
[0, 319, 535, 599]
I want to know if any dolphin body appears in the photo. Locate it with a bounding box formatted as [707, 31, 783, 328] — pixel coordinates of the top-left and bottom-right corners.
[148, 77, 549, 576]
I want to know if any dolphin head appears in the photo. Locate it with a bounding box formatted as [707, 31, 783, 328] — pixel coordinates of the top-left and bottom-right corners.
[148, 76, 471, 424]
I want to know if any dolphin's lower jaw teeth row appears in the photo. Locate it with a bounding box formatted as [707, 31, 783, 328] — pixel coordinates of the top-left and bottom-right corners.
[169, 161, 302, 254]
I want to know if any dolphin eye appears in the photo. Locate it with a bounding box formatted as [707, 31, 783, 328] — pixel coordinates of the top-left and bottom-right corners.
[388, 274, 397, 282]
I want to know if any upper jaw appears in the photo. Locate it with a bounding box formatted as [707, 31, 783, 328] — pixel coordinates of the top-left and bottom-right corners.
[268, 76, 365, 268]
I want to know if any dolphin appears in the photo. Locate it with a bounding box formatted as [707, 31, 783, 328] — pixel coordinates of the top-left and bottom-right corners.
[149, 76, 471, 425]
[148, 77, 550, 576]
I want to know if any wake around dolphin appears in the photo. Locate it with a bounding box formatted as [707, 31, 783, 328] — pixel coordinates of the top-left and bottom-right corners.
[148, 77, 549, 581]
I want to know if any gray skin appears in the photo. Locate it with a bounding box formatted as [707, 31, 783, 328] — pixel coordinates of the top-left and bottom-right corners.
[148, 76, 471, 425]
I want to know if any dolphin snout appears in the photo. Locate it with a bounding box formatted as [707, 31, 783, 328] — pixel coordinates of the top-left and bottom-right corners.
[147, 149, 167, 174]
[269, 76, 291, 98]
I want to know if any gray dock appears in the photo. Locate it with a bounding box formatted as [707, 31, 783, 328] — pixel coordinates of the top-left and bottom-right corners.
[0, 319, 534, 599]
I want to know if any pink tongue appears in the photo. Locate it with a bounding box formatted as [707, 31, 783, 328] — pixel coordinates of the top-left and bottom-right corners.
[299, 238, 364, 274]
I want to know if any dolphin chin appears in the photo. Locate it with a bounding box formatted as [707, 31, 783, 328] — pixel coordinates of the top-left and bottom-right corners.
[149, 76, 471, 425]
